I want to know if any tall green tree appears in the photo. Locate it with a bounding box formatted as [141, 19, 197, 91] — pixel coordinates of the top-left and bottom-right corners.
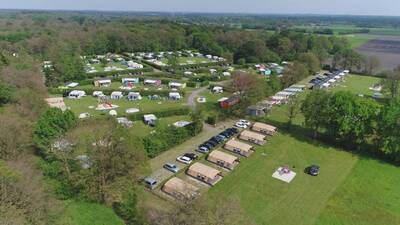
[378, 98, 400, 161]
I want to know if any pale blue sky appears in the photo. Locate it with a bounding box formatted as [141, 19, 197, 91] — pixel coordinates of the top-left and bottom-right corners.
[1, 0, 399, 16]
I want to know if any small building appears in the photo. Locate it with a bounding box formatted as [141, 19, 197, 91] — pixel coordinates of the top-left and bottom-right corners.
[186, 162, 222, 186]
[239, 130, 266, 146]
[143, 114, 157, 126]
[220, 96, 240, 109]
[251, 122, 277, 136]
[122, 78, 139, 87]
[169, 81, 186, 89]
[94, 79, 112, 87]
[207, 150, 239, 170]
[224, 138, 254, 157]
[68, 90, 86, 99]
[127, 92, 142, 101]
[247, 105, 268, 117]
[144, 79, 161, 86]
[110, 91, 123, 100]
[169, 92, 181, 100]
[162, 177, 199, 201]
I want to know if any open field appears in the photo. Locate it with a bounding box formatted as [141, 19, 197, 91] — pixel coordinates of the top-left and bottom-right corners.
[331, 74, 382, 96]
[357, 36, 400, 70]
[206, 132, 358, 225]
[315, 157, 400, 225]
[59, 201, 125, 225]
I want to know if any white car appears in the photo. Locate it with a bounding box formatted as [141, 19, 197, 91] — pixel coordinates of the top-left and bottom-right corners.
[235, 122, 248, 129]
[239, 119, 251, 126]
[176, 156, 193, 164]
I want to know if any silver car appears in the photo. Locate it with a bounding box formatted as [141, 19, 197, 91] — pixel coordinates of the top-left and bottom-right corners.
[163, 163, 180, 173]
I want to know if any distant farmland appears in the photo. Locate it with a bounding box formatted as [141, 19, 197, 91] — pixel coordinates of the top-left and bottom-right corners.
[357, 36, 400, 70]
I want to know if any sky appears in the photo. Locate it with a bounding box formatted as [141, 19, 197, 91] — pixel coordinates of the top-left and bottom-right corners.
[1, 0, 400, 16]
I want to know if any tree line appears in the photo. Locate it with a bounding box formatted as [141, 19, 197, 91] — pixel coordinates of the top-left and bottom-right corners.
[302, 90, 400, 163]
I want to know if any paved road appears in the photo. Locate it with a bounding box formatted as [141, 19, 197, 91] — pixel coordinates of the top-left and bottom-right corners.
[149, 120, 235, 186]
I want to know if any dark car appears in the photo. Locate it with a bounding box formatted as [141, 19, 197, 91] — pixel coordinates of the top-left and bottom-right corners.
[219, 132, 230, 138]
[203, 142, 214, 149]
[206, 140, 217, 148]
[305, 165, 320, 176]
[215, 135, 226, 141]
[209, 137, 221, 144]
[227, 127, 239, 134]
[184, 153, 198, 160]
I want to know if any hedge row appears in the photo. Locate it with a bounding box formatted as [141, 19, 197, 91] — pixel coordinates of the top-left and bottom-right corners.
[127, 107, 190, 121]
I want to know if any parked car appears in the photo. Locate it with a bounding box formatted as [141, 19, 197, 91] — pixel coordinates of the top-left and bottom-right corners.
[239, 119, 251, 126]
[203, 142, 214, 150]
[176, 156, 193, 164]
[144, 177, 158, 190]
[163, 163, 180, 173]
[210, 137, 222, 144]
[197, 146, 210, 153]
[305, 165, 320, 176]
[227, 127, 239, 134]
[216, 134, 227, 141]
[207, 140, 218, 147]
[219, 132, 230, 138]
[235, 122, 248, 129]
[184, 153, 198, 160]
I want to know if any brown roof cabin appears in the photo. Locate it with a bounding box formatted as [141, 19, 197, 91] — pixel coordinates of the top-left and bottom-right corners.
[162, 177, 199, 201]
[207, 150, 239, 170]
[251, 122, 277, 136]
[224, 138, 254, 157]
[187, 162, 222, 186]
[239, 130, 266, 146]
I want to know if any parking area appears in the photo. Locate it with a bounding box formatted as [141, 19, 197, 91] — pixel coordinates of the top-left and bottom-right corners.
[148, 120, 235, 185]
[145, 119, 278, 201]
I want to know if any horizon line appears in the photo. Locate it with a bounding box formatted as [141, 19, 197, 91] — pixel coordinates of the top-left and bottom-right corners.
[0, 8, 400, 18]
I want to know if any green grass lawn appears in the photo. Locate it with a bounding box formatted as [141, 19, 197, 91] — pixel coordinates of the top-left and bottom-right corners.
[331, 74, 382, 96]
[161, 56, 214, 66]
[59, 201, 125, 225]
[206, 133, 358, 225]
[315, 157, 400, 225]
[344, 34, 375, 48]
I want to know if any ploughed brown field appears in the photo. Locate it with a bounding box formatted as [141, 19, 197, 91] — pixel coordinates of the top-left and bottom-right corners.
[357, 36, 400, 70]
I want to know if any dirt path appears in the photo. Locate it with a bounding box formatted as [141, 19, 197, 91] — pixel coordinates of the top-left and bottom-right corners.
[187, 86, 208, 110]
